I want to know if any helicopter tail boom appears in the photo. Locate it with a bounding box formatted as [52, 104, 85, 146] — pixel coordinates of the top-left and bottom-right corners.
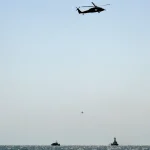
[76, 7, 82, 14]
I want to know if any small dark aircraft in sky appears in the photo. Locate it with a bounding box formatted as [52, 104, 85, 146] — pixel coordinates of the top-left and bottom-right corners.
[76, 2, 110, 15]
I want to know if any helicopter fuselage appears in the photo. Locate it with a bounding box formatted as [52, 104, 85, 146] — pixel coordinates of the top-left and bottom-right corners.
[78, 7, 105, 14]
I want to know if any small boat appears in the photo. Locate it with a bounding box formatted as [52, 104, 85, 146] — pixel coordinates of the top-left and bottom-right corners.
[111, 137, 119, 146]
[51, 141, 60, 146]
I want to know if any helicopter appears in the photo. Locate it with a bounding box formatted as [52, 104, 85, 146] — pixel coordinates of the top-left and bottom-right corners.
[76, 2, 110, 15]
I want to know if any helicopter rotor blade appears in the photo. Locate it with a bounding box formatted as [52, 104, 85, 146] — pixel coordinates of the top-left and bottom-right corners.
[80, 2, 110, 8]
[81, 6, 93, 7]
[91, 2, 97, 7]
[99, 4, 110, 6]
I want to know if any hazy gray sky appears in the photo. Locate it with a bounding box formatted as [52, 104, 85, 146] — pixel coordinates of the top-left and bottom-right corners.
[0, 0, 150, 145]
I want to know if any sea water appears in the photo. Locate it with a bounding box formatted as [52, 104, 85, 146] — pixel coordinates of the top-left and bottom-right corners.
[0, 146, 150, 150]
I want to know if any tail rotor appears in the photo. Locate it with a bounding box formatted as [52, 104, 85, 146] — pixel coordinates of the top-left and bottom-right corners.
[76, 7, 80, 11]
[76, 7, 82, 14]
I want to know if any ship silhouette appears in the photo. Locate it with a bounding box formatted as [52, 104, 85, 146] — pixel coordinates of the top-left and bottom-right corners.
[111, 137, 119, 146]
[51, 141, 60, 146]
